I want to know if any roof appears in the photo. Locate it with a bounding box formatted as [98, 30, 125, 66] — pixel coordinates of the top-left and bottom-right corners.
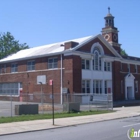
[0, 36, 92, 63]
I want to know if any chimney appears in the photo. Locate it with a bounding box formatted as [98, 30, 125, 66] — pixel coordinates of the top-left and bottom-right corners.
[64, 41, 79, 50]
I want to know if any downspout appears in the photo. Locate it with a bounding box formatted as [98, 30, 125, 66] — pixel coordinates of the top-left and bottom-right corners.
[60, 54, 63, 104]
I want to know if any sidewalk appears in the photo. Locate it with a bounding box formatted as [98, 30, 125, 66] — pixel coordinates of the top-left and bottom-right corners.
[0, 106, 140, 136]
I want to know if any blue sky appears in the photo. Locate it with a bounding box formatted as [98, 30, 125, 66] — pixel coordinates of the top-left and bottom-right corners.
[0, 0, 140, 57]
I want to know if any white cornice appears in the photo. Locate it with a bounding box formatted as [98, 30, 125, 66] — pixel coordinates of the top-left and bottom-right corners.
[64, 51, 140, 65]
[102, 28, 119, 33]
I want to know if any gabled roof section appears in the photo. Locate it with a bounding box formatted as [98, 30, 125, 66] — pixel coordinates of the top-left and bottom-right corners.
[0, 36, 92, 63]
[71, 34, 122, 58]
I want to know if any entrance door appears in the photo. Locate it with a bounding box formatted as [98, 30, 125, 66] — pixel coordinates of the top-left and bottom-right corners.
[127, 87, 132, 100]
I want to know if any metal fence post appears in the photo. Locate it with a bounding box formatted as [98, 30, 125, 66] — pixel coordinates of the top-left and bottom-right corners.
[10, 92, 12, 117]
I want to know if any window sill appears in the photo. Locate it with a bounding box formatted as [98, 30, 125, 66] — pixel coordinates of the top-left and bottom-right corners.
[11, 72, 18, 73]
[27, 70, 35, 72]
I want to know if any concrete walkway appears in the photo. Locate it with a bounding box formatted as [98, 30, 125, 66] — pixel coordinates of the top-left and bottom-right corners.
[0, 106, 140, 136]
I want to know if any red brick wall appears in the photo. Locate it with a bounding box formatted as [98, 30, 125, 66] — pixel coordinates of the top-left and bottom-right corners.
[73, 56, 82, 93]
[63, 56, 73, 93]
[77, 38, 115, 56]
[113, 62, 140, 100]
[62, 55, 82, 93]
[0, 55, 62, 94]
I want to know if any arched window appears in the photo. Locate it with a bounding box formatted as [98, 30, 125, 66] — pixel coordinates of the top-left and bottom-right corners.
[91, 43, 103, 71]
[93, 49, 101, 71]
[95, 52, 98, 70]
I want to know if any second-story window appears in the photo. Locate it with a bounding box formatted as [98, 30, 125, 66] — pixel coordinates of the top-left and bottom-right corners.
[82, 59, 90, 70]
[27, 60, 35, 71]
[93, 51, 101, 71]
[0, 64, 6, 74]
[95, 52, 98, 70]
[128, 64, 130, 72]
[121, 63, 123, 71]
[104, 62, 111, 71]
[48, 58, 58, 69]
[135, 65, 138, 73]
[11, 63, 18, 73]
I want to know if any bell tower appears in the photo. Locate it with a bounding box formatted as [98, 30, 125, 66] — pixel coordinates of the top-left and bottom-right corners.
[102, 7, 121, 53]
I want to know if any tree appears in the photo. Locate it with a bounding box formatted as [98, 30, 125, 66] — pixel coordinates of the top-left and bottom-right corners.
[121, 48, 128, 56]
[0, 32, 29, 59]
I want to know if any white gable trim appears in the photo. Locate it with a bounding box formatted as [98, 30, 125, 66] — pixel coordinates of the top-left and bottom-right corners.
[97, 35, 122, 58]
[72, 34, 122, 58]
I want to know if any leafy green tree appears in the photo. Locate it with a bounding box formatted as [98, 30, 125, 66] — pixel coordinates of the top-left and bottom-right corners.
[121, 48, 128, 56]
[0, 32, 29, 59]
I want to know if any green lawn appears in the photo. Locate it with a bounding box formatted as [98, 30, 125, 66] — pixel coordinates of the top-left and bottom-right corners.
[0, 110, 113, 124]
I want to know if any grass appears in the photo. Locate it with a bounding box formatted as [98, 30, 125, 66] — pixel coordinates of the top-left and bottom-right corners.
[0, 110, 114, 124]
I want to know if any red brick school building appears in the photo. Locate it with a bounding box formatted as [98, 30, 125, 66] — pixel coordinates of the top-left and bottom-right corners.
[0, 8, 140, 104]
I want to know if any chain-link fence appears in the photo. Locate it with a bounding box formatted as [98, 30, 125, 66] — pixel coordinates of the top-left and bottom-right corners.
[0, 93, 113, 117]
[0, 93, 63, 117]
[62, 93, 113, 111]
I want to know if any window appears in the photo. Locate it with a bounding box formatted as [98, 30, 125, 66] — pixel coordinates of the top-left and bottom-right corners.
[82, 59, 90, 70]
[0, 64, 6, 73]
[27, 60, 35, 71]
[99, 58, 101, 70]
[11, 63, 18, 73]
[104, 62, 111, 71]
[82, 80, 90, 93]
[121, 63, 123, 71]
[95, 52, 98, 70]
[121, 80, 123, 93]
[135, 81, 138, 93]
[93, 80, 102, 94]
[135, 65, 137, 73]
[0, 83, 19, 95]
[82, 80, 85, 93]
[82, 59, 85, 69]
[105, 81, 107, 94]
[128, 64, 130, 72]
[93, 51, 101, 71]
[48, 58, 58, 69]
